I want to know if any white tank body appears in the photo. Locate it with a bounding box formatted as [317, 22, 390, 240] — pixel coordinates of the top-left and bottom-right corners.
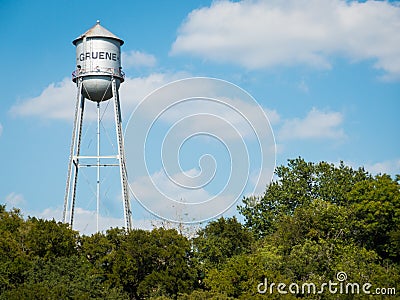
[72, 21, 124, 102]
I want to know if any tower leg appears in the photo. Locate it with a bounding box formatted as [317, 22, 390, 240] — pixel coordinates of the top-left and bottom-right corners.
[64, 77, 131, 232]
[63, 78, 85, 228]
[96, 101, 101, 233]
[112, 77, 132, 231]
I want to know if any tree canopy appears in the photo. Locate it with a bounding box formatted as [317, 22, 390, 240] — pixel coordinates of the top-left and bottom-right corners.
[1, 158, 399, 299]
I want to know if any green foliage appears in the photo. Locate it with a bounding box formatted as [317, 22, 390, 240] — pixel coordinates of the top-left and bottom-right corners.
[1, 158, 399, 299]
[0, 205, 24, 233]
[348, 174, 400, 261]
[238, 158, 370, 238]
[271, 199, 351, 254]
[22, 217, 79, 259]
[79, 227, 196, 299]
[1, 255, 127, 300]
[222, 158, 399, 298]
[178, 290, 235, 300]
[0, 206, 30, 292]
[193, 217, 253, 268]
[134, 228, 196, 299]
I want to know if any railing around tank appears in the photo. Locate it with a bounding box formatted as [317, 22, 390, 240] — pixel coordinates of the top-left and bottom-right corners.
[72, 67, 125, 81]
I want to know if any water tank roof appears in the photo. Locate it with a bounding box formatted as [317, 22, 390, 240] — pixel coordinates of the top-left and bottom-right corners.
[72, 21, 124, 45]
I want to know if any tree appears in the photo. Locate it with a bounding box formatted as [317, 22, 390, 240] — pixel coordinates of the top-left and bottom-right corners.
[0, 206, 30, 293]
[1, 158, 399, 299]
[238, 158, 370, 238]
[98, 228, 196, 299]
[136, 228, 196, 299]
[20, 217, 78, 259]
[0, 207, 126, 299]
[78, 227, 127, 286]
[348, 174, 400, 261]
[193, 217, 253, 269]
[0, 255, 127, 299]
[270, 199, 351, 254]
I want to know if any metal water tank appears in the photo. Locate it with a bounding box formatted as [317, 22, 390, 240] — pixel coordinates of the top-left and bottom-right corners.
[72, 21, 124, 102]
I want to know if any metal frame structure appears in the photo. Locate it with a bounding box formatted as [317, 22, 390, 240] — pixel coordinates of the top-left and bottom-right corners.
[63, 76, 132, 232]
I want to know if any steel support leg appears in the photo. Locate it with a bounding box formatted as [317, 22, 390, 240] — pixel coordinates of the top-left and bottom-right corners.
[63, 78, 85, 228]
[96, 101, 101, 233]
[112, 77, 132, 231]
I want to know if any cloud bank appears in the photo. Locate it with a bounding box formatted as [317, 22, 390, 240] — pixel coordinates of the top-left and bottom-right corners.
[364, 159, 400, 176]
[171, 0, 400, 79]
[279, 108, 345, 140]
[10, 78, 76, 121]
[5, 192, 25, 207]
[9, 72, 187, 122]
[122, 50, 157, 69]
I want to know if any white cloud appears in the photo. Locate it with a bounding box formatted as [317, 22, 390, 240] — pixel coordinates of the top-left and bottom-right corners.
[124, 77, 277, 144]
[264, 108, 280, 125]
[28, 206, 209, 237]
[171, 0, 400, 78]
[8, 74, 277, 145]
[0, 123, 3, 137]
[119, 72, 189, 119]
[157, 97, 277, 141]
[123, 78, 277, 212]
[130, 168, 242, 224]
[278, 107, 345, 140]
[364, 159, 400, 176]
[334, 159, 400, 177]
[35, 206, 157, 235]
[5, 192, 25, 207]
[10, 78, 76, 121]
[8, 72, 188, 122]
[122, 50, 157, 69]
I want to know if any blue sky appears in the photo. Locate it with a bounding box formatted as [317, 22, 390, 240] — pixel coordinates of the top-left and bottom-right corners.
[1, 0, 399, 234]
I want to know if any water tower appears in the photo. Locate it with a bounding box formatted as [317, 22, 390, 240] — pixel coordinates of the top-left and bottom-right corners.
[63, 21, 132, 231]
